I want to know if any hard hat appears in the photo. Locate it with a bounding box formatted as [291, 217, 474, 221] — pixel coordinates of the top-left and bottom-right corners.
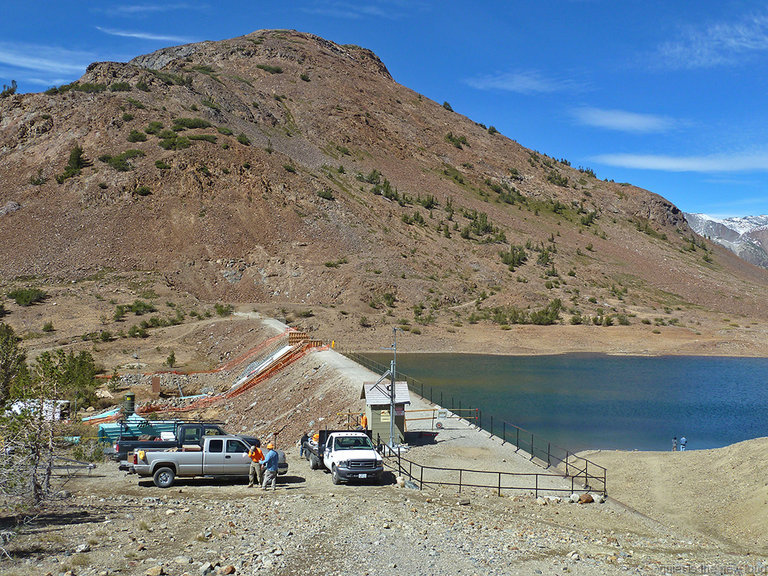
[267, 443, 274, 449]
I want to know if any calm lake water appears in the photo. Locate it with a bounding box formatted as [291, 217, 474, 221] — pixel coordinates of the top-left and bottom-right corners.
[366, 353, 768, 452]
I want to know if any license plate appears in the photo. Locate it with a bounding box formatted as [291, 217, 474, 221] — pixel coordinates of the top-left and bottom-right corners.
[358, 473, 367, 478]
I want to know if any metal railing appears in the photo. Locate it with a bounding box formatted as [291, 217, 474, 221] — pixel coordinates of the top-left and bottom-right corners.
[344, 350, 607, 495]
[386, 450, 602, 497]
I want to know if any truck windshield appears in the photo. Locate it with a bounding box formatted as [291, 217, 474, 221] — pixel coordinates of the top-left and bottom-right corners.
[333, 436, 374, 450]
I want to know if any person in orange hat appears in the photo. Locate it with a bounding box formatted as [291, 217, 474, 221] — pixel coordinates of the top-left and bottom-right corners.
[247, 442, 264, 488]
[261, 442, 279, 490]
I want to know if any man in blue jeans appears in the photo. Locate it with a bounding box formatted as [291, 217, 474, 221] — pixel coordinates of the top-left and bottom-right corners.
[261, 443, 279, 490]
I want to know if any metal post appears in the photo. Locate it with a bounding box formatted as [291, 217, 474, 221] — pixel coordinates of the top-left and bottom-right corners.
[477, 408, 481, 429]
[490, 415, 493, 437]
[420, 465, 424, 490]
[440, 391, 443, 407]
[516, 427, 519, 451]
[459, 469, 463, 494]
[530, 433, 534, 460]
[502, 421, 506, 445]
[535, 474, 539, 498]
[565, 452, 569, 477]
[547, 442, 551, 467]
[498, 472, 502, 497]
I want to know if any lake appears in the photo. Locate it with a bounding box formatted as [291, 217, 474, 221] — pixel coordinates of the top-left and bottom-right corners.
[366, 353, 768, 452]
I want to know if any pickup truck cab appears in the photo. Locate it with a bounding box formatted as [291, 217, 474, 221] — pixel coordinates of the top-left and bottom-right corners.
[304, 430, 383, 484]
[130, 435, 287, 488]
[113, 422, 259, 463]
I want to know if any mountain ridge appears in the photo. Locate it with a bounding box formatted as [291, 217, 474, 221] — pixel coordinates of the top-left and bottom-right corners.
[2, 29, 768, 353]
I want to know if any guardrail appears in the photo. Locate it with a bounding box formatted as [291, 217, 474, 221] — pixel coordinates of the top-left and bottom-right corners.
[342, 350, 607, 495]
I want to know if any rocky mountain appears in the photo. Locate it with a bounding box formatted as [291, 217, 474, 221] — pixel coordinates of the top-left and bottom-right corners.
[2, 29, 768, 347]
[685, 212, 768, 269]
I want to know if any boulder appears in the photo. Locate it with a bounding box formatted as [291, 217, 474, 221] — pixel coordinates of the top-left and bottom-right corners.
[578, 493, 594, 504]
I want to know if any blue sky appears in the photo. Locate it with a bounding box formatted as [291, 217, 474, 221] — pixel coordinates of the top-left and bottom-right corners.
[2, 1, 768, 217]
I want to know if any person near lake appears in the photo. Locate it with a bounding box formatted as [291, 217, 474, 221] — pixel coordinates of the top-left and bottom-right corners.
[672, 437, 677, 451]
[247, 443, 264, 488]
[261, 443, 279, 490]
[679, 436, 687, 451]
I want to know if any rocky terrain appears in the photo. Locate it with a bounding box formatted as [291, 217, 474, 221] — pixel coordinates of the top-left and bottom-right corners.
[1, 29, 768, 356]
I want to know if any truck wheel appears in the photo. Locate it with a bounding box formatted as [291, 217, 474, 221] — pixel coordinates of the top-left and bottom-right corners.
[331, 465, 341, 485]
[309, 454, 320, 470]
[153, 467, 175, 488]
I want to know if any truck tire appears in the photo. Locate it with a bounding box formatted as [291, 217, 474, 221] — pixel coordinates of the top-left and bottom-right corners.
[153, 467, 175, 488]
[331, 465, 341, 485]
[309, 454, 320, 470]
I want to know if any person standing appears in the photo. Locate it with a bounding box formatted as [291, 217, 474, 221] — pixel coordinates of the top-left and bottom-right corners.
[247, 443, 264, 488]
[299, 432, 309, 459]
[261, 443, 279, 491]
[672, 437, 677, 451]
[679, 436, 687, 451]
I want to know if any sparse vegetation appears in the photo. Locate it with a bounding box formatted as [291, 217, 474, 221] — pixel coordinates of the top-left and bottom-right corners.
[214, 303, 234, 317]
[237, 133, 251, 146]
[56, 145, 89, 183]
[127, 130, 147, 142]
[109, 82, 131, 92]
[256, 64, 283, 74]
[99, 149, 145, 172]
[1, 80, 18, 98]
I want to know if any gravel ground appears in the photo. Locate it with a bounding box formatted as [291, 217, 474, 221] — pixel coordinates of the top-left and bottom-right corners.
[2, 436, 763, 576]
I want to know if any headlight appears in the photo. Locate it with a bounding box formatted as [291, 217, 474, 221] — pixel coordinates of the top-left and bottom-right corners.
[337, 460, 349, 468]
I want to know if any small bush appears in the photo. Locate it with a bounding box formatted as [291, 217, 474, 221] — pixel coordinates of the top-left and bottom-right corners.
[127, 130, 147, 142]
[109, 82, 131, 92]
[283, 164, 296, 173]
[155, 160, 170, 170]
[214, 303, 234, 317]
[8, 287, 47, 306]
[172, 117, 212, 130]
[300, 73, 310, 82]
[1, 80, 18, 98]
[136, 81, 150, 92]
[145, 121, 164, 134]
[122, 112, 134, 122]
[99, 149, 145, 172]
[442, 101, 453, 111]
[189, 134, 217, 143]
[217, 126, 233, 135]
[42, 321, 54, 332]
[317, 188, 334, 200]
[126, 97, 145, 109]
[237, 133, 251, 146]
[134, 186, 151, 196]
[56, 145, 89, 183]
[256, 64, 283, 74]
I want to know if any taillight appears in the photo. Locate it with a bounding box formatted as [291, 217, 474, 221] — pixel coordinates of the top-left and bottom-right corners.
[132, 453, 138, 465]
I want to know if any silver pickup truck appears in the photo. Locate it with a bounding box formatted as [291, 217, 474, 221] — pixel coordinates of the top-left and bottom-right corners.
[129, 435, 287, 488]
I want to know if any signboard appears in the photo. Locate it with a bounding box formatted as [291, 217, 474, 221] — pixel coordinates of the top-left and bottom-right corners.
[380, 410, 391, 423]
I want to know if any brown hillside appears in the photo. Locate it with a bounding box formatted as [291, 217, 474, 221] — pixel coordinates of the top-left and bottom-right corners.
[2, 29, 768, 356]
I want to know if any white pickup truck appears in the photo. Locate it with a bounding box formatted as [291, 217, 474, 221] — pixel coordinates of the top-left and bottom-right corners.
[303, 430, 383, 484]
[129, 435, 287, 488]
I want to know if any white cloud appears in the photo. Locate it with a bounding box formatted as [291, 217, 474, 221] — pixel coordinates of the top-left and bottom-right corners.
[95, 3, 207, 16]
[573, 107, 675, 133]
[302, 1, 412, 20]
[96, 27, 195, 44]
[0, 42, 92, 75]
[656, 12, 768, 69]
[593, 151, 768, 173]
[467, 70, 584, 94]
